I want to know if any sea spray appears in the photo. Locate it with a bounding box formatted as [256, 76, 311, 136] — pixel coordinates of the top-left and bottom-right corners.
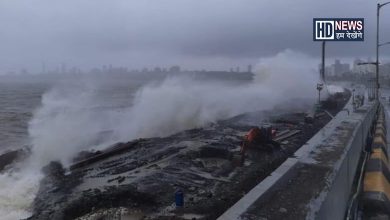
[0, 162, 42, 220]
[28, 50, 321, 166]
[0, 49, 323, 219]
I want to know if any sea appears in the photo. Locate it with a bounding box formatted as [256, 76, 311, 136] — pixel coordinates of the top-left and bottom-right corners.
[0, 76, 143, 154]
[0, 51, 323, 219]
[0, 75, 146, 219]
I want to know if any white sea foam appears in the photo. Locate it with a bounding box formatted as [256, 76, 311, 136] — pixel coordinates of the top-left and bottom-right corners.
[0, 49, 322, 219]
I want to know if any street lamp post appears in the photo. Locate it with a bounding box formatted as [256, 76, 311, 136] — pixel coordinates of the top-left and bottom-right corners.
[317, 83, 323, 104]
[376, 2, 390, 100]
[321, 41, 326, 82]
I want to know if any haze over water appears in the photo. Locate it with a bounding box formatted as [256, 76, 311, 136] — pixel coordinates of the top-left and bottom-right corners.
[0, 50, 322, 219]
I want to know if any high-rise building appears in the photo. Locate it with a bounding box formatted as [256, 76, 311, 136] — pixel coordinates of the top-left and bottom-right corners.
[247, 65, 252, 73]
[331, 59, 350, 76]
[352, 58, 375, 73]
[169, 65, 181, 73]
[61, 63, 67, 74]
[380, 63, 390, 78]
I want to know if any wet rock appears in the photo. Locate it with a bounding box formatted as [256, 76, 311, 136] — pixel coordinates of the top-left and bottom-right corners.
[0, 150, 20, 171]
[61, 184, 154, 220]
[279, 207, 287, 213]
[42, 161, 65, 177]
[199, 146, 232, 160]
[0, 147, 29, 172]
[72, 150, 102, 163]
[29, 90, 351, 220]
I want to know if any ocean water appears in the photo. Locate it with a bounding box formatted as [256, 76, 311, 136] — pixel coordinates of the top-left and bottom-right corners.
[0, 78, 142, 154]
[0, 50, 322, 219]
[0, 80, 48, 153]
[0, 76, 145, 219]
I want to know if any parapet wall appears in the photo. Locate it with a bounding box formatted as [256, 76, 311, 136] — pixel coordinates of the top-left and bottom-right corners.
[219, 99, 379, 220]
[362, 105, 390, 216]
[310, 102, 378, 219]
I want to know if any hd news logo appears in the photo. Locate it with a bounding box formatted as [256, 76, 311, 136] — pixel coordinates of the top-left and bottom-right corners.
[313, 18, 364, 41]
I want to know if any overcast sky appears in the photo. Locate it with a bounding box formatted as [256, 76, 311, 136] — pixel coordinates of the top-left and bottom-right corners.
[0, 0, 389, 73]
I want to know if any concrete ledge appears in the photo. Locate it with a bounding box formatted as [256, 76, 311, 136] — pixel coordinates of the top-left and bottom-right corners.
[362, 107, 390, 214]
[218, 98, 378, 220]
[307, 102, 378, 220]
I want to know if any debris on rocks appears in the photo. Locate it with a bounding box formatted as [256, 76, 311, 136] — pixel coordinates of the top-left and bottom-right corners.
[28, 91, 350, 220]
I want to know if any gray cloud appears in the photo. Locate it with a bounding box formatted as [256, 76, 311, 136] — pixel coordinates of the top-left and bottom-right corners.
[0, 0, 389, 72]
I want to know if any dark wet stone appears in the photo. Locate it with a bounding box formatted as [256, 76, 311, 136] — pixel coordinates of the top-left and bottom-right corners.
[28, 91, 351, 220]
[0, 147, 29, 172]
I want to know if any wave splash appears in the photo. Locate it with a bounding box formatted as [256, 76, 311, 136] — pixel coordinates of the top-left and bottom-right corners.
[0, 49, 321, 219]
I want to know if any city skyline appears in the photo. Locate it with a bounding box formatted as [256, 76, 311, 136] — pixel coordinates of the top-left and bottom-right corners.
[1, 0, 390, 73]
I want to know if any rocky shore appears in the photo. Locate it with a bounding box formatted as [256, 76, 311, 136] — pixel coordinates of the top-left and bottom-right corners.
[24, 91, 350, 220]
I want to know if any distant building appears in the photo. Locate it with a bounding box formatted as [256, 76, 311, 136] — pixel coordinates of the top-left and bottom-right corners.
[331, 60, 350, 76]
[352, 58, 375, 73]
[380, 63, 390, 78]
[61, 63, 67, 74]
[247, 65, 252, 73]
[325, 66, 332, 76]
[352, 58, 363, 72]
[169, 65, 181, 73]
[321, 59, 350, 78]
[153, 67, 162, 72]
